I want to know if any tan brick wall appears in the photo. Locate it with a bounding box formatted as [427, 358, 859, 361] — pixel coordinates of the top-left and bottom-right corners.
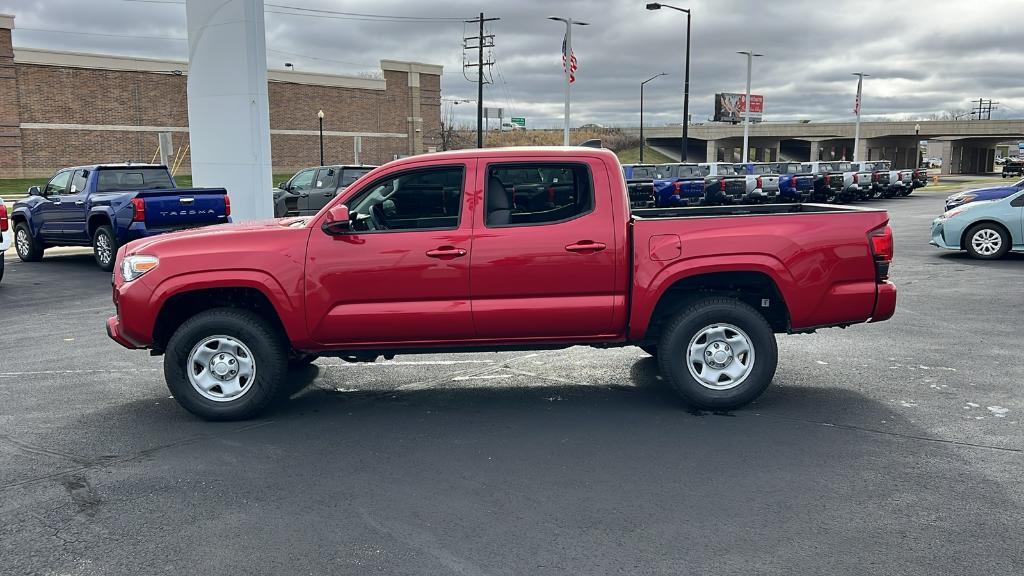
[5, 53, 438, 177]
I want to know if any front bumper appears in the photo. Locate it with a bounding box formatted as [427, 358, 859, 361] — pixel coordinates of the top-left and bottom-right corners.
[107, 316, 143, 349]
[929, 219, 959, 250]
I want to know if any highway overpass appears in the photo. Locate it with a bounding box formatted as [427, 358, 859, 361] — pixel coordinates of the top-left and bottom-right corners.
[632, 120, 1024, 174]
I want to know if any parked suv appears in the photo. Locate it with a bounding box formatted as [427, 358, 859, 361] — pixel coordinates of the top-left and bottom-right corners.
[274, 165, 376, 217]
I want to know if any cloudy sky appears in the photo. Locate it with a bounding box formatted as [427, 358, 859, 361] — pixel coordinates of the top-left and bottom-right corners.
[5, 0, 1024, 128]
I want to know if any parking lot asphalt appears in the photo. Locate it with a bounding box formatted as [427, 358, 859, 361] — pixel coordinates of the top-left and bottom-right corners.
[1, 189, 1021, 575]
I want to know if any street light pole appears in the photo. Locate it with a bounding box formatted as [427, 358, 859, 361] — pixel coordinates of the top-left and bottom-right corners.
[317, 109, 324, 166]
[646, 3, 690, 161]
[915, 123, 922, 168]
[737, 50, 762, 163]
[640, 73, 668, 163]
[549, 17, 589, 146]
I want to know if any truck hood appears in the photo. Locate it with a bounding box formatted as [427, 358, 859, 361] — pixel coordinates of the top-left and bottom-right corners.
[124, 217, 310, 256]
[947, 185, 1019, 201]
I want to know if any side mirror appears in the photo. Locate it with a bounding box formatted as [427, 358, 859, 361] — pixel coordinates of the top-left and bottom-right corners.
[321, 204, 351, 235]
[277, 181, 289, 190]
[28, 185, 41, 196]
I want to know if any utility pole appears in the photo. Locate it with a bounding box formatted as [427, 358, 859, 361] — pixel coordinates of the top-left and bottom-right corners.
[464, 13, 498, 149]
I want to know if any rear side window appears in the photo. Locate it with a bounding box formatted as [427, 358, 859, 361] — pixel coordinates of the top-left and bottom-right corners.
[485, 163, 593, 227]
[315, 167, 338, 189]
[96, 168, 173, 192]
[70, 169, 88, 194]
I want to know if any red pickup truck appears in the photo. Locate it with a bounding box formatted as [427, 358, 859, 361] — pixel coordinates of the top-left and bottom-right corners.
[107, 147, 896, 420]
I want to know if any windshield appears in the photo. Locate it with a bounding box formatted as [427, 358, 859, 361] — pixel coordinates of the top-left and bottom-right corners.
[631, 166, 660, 179]
[835, 162, 852, 171]
[714, 164, 738, 175]
[750, 165, 774, 175]
[775, 163, 804, 174]
[96, 168, 174, 192]
[341, 168, 373, 186]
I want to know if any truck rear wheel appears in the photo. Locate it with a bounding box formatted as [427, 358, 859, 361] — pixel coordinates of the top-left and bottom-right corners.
[92, 225, 118, 271]
[164, 308, 289, 420]
[657, 297, 777, 410]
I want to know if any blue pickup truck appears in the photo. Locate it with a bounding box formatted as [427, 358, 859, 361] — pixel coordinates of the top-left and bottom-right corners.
[651, 163, 708, 207]
[11, 164, 230, 271]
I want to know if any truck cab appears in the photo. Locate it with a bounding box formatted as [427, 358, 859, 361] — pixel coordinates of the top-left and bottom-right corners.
[652, 163, 709, 207]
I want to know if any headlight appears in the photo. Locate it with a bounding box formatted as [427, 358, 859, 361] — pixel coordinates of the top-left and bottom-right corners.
[120, 255, 159, 282]
[937, 207, 966, 221]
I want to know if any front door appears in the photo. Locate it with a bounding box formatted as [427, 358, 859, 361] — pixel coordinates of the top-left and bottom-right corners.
[305, 161, 476, 346]
[299, 167, 339, 214]
[37, 169, 72, 240]
[470, 160, 619, 339]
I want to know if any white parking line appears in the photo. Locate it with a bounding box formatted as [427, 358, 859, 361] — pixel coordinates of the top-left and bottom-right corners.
[320, 360, 495, 367]
[0, 368, 160, 377]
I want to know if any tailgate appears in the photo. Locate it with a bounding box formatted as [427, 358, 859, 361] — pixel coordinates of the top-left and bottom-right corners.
[140, 188, 228, 228]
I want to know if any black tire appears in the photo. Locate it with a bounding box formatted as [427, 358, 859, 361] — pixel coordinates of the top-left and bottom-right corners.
[13, 222, 43, 262]
[638, 344, 658, 358]
[92, 225, 118, 271]
[963, 223, 1011, 260]
[164, 308, 289, 421]
[657, 297, 778, 410]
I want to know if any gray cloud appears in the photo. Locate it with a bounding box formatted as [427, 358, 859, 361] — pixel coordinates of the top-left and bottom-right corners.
[5, 0, 1023, 127]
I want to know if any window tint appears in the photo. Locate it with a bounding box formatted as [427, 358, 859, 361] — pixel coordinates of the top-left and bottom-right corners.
[96, 168, 173, 192]
[347, 166, 464, 232]
[486, 163, 593, 227]
[70, 169, 88, 194]
[315, 168, 338, 190]
[290, 169, 316, 190]
[44, 170, 72, 196]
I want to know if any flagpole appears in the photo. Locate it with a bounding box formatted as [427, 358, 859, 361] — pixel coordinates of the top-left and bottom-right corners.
[852, 72, 869, 162]
[550, 17, 589, 146]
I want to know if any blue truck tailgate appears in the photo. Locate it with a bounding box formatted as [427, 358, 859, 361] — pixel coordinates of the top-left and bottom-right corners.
[139, 188, 229, 229]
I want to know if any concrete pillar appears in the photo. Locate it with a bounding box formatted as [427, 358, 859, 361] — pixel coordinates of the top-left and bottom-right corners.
[185, 0, 273, 221]
[0, 14, 23, 178]
[807, 139, 821, 161]
[705, 139, 718, 163]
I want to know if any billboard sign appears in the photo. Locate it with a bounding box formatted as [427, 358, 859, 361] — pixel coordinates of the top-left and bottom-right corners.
[714, 93, 764, 123]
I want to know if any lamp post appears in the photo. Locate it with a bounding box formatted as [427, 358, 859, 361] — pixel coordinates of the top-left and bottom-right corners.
[284, 62, 294, 71]
[640, 73, 668, 163]
[549, 17, 589, 146]
[915, 122, 922, 168]
[737, 50, 762, 163]
[852, 72, 870, 162]
[646, 3, 690, 161]
[317, 109, 324, 166]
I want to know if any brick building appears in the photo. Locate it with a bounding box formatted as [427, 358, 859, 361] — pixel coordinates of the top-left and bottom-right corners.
[0, 14, 442, 178]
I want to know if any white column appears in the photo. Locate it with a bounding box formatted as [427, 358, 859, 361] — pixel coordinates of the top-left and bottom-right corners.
[185, 0, 273, 221]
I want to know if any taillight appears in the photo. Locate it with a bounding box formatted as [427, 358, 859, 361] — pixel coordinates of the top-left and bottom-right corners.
[872, 172, 879, 182]
[853, 173, 859, 183]
[790, 175, 797, 187]
[130, 197, 145, 222]
[548, 186, 556, 203]
[824, 174, 831, 185]
[224, 195, 231, 217]
[0, 202, 7, 232]
[719, 178, 726, 191]
[868, 224, 893, 281]
[756, 176, 763, 189]
[672, 182, 682, 197]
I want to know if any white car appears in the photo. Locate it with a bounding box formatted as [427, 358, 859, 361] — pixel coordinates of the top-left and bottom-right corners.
[1, 196, 11, 283]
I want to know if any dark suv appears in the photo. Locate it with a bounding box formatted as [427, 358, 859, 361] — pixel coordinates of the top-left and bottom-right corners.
[274, 165, 376, 217]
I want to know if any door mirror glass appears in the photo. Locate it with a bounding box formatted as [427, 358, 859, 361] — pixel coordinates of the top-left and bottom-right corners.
[277, 181, 289, 190]
[28, 185, 41, 196]
[322, 204, 351, 235]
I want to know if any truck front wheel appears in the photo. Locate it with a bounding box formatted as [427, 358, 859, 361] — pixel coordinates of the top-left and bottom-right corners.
[657, 297, 778, 410]
[164, 308, 289, 421]
[14, 223, 43, 262]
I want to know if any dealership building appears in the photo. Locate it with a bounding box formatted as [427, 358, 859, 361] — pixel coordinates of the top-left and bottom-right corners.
[0, 14, 442, 178]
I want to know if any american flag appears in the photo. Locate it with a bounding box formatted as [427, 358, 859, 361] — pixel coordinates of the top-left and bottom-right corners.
[853, 75, 862, 115]
[561, 33, 577, 84]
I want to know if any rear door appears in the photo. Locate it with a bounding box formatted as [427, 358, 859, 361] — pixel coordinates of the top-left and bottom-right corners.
[59, 168, 90, 241]
[470, 159, 618, 339]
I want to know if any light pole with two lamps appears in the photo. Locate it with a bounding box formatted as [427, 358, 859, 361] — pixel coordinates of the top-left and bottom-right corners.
[645, 3, 691, 161]
[640, 73, 668, 164]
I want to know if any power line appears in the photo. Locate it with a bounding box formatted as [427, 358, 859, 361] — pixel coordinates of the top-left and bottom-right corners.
[18, 27, 185, 41]
[121, 0, 472, 23]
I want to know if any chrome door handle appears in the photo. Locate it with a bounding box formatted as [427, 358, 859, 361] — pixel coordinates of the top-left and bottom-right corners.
[565, 241, 606, 254]
[75, 201, 85, 205]
[52, 199, 62, 205]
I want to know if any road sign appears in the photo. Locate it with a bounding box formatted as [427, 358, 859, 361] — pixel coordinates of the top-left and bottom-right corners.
[511, 117, 526, 127]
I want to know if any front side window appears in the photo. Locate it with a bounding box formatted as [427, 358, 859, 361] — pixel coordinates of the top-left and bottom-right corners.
[289, 169, 316, 191]
[485, 163, 593, 227]
[44, 170, 71, 196]
[346, 166, 464, 232]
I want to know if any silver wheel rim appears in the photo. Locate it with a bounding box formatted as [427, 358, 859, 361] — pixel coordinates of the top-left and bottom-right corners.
[971, 229, 1002, 256]
[686, 323, 755, 391]
[15, 228, 30, 257]
[95, 233, 112, 265]
[187, 335, 257, 402]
